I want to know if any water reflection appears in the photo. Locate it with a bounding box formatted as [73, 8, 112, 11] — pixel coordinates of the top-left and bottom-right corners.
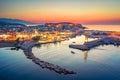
[83, 50, 88, 63]
[70, 50, 88, 63]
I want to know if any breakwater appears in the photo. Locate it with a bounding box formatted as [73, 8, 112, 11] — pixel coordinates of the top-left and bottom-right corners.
[17, 41, 76, 74]
[69, 37, 120, 50]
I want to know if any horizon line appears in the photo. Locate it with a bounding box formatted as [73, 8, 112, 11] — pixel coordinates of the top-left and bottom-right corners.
[0, 17, 120, 25]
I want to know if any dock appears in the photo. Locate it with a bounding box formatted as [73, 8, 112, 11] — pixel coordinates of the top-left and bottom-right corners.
[69, 37, 120, 50]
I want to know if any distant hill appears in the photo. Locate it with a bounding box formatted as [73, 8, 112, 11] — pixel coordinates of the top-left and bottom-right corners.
[0, 18, 35, 26]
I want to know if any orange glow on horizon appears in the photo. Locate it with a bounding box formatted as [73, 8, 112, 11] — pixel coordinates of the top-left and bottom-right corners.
[4, 11, 119, 24]
[0, 0, 120, 24]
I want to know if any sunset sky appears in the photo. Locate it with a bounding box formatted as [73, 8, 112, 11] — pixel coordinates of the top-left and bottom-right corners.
[0, 0, 120, 24]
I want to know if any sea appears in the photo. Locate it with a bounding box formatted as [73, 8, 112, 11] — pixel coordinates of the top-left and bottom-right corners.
[0, 25, 120, 80]
[84, 25, 120, 31]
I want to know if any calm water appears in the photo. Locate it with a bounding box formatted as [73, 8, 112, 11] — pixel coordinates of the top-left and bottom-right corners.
[84, 25, 120, 31]
[0, 26, 120, 80]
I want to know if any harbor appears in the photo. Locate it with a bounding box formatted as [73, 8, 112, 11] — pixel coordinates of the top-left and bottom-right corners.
[1, 34, 120, 80]
[1, 0, 120, 79]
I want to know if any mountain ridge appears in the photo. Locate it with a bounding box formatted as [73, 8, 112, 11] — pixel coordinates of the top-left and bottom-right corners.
[0, 18, 36, 25]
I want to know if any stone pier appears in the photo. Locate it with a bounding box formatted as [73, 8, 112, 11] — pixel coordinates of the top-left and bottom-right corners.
[69, 37, 120, 50]
[17, 41, 76, 75]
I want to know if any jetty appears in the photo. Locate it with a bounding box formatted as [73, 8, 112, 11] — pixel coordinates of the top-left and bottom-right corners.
[69, 37, 120, 50]
[17, 41, 76, 75]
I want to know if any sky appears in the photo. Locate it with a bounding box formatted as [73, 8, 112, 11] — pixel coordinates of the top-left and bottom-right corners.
[0, 0, 120, 24]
